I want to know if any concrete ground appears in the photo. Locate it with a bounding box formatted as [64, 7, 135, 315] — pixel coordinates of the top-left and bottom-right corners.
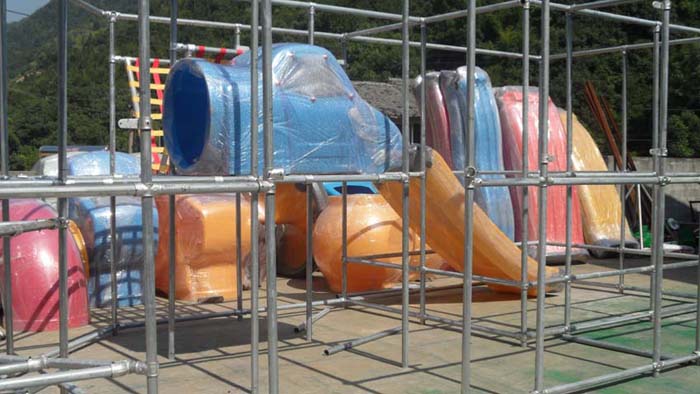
[2, 257, 699, 393]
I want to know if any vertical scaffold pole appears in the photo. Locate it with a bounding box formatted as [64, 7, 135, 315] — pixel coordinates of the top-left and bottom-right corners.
[57, 4, 70, 391]
[534, 0, 551, 391]
[652, 0, 671, 377]
[138, 0, 158, 392]
[418, 20, 428, 325]
[649, 25, 660, 314]
[563, 11, 573, 331]
[341, 180, 347, 304]
[249, 0, 260, 391]
[108, 12, 119, 338]
[304, 2, 315, 342]
[0, 0, 13, 356]
[618, 49, 628, 293]
[400, 0, 411, 370]
[308, 5, 315, 45]
[262, 0, 279, 392]
[519, 0, 531, 348]
[462, 0, 477, 392]
[167, 0, 178, 361]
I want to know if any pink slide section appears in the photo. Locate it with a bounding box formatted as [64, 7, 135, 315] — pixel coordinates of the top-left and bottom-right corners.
[494, 87, 588, 263]
[0, 199, 89, 331]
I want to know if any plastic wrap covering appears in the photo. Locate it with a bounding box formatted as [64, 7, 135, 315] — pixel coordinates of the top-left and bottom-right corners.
[313, 194, 446, 293]
[494, 87, 588, 262]
[66, 151, 158, 307]
[163, 43, 402, 176]
[377, 150, 562, 295]
[438, 67, 515, 240]
[562, 110, 639, 254]
[155, 194, 267, 302]
[414, 72, 453, 168]
[0, 199, 89, 331]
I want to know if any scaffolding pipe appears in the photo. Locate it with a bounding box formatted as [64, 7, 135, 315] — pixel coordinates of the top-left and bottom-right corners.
[57, 5, 70, 393]
[519, 0, 531, 348]
[262, 0, 279, 392]
[462, 0, 478, 391]
[324, 327, 401, 356]
[399, 0, 411, 370]
[569, 0, 643, 12]
[137, 0, 159, 392]
[618, 50, 628, 293]
[305, 184, 314, 341]
[167, 0, 178, 362]
[652, 1, 671, 376]
[108, 10, 119, 341]
[346, 0, 521, 38]
[539, 354, 700, 394]
[563, 12, 574, 332]
[550, 35, 700, 60]
[0, 361, 146, 391]
[0, 219, 57, 237]
[249, 0, 260, 390]
[0, 0, 10, 357]
[534, 0, 551, 390]
[418, 21, 428, 325]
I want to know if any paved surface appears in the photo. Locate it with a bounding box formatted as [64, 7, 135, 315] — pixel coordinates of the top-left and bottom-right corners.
[2, 257, 699, 393]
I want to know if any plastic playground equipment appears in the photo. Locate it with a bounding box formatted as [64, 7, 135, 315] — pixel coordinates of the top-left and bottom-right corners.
[155, 194, 258, 302]
[66, 151, 158, 307]
[495, 87, 589, 263]
[313, 194, 446, 293]
[163, 43, 402, 176]
[0, 199, 89, 331]
[377, 149, 562, 295]
[437, 66, 515, 240]
[564, 111, 638, 256]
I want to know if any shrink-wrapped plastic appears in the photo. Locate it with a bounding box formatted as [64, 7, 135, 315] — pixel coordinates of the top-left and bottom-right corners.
[414, 72, 453, 168]
[155, 194, 267, 302]
[377, 149, 562, 295]
[494, 87, 588, 262]
[562, 110, 639, 254]
[437, 67, 514, 239]
[163, 43, 402, 176]
[0, 199, 89, 331]
[313, 194, 446, 293]
[66, 151, 158, 307]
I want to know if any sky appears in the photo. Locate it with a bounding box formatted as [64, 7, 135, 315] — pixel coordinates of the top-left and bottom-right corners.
[8, 0, 50, 23]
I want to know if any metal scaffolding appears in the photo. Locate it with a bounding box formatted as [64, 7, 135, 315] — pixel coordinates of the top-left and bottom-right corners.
[0, 0, 698, 393]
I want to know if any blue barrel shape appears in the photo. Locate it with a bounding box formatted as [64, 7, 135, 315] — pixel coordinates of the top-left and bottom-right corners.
[66, 151, 158, 307]
[323, 182, 378, 196]
[439, 67, 515, 240]
[163, 43, 402, 176]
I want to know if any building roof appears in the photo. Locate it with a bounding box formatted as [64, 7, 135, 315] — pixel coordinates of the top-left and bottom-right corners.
[352, 79, 419, 120]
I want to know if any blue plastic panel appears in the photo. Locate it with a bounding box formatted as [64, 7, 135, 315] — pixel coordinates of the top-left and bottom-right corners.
[323, 182, 378, 196]
[66, 151, 158, 307]
[439, 67, 515, 240]
[163, 44, 403, 176]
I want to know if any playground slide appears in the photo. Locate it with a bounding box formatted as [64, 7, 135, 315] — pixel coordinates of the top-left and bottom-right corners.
[414, 72, 453, 168]
[376, 150, 562, 295]
[0, 199, 89, 331]
[494, 87, 588, 263]
[439, 67, 515, 240]
[313, 194, 447, 293]
[155, 194, 263, 302]
[66, 151, 158, 307]
[562, 110, 638, 255]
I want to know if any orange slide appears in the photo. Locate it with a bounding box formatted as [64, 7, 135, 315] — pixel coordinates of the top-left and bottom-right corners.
[377, 150, 561, 295]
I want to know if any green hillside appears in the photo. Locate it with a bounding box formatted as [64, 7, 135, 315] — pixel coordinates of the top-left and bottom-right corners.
[5, 0, 700, 169]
